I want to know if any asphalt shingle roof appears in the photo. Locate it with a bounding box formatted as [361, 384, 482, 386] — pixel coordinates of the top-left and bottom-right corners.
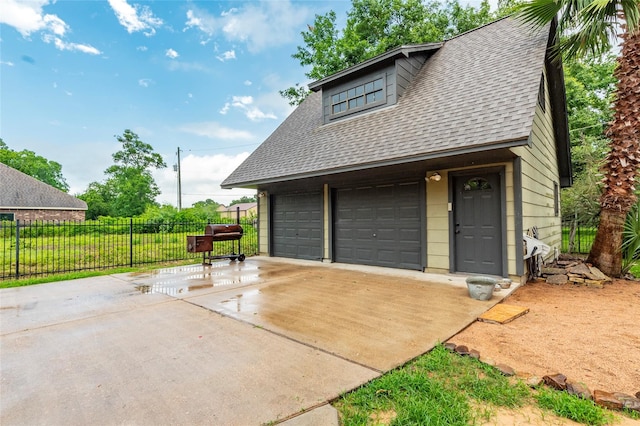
[0, 162, 87, 210]
[222, 17, 550, 188]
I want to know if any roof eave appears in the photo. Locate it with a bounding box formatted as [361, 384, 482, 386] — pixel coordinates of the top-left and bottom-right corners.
[545, 18, 572, 188]
[0, 206, 88, 211]
[221, 138, 529, 189]
[308, 42, 443, 92]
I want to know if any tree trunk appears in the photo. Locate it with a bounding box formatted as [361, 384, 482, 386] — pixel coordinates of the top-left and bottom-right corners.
[587, 27, 640, 277]
[586, 208, 625, 276]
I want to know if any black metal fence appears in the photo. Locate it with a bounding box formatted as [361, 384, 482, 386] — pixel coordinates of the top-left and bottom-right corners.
[0, 215, 597, 280]
[561, 216, 597, 254]
[1, 218, 258, 281]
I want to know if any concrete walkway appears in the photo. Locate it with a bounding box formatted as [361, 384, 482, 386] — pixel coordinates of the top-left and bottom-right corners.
[0, 258, 515, 425]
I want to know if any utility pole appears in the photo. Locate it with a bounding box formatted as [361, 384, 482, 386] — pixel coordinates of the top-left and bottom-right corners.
[177, 147, 182, 211]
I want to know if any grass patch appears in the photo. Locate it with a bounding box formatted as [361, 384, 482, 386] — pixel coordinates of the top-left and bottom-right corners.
[535, 387, 614, 425]
[335, 344, 631, 425]
[623, 408, 640, 421]
[334, 345, 530, 425]
[0, 259, 200, 288]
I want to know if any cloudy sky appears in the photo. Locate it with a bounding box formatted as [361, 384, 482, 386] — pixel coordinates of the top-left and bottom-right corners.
[0, 0, 492, 207]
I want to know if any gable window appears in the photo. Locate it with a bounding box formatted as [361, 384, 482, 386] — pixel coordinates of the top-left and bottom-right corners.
[331, 77, 385, 116]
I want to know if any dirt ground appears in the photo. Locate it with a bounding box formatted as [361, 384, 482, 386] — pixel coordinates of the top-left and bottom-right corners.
[450, 278, 640, 397]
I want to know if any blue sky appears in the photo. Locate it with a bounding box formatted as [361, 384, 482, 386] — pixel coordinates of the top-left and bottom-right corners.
[1, 0, 492, 207]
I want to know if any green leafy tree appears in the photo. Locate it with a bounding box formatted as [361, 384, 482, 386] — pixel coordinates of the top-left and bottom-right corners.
[77, 181, 113, 220]
[281, 0, 494, 105]
[79, 130, 166, 218]
[0, 138, 69, 191]
[106, 130, 166, 217]
[230, 196, 257, 206]
[190, 199, 222, 221]
[561, 54, 616, 225]
[192, 198, 221, 209]
[518, 0, 640, 276]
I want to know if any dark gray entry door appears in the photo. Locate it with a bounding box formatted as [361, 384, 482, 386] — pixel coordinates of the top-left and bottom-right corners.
[453, 172, 502, 275]
[272, 193, 322, 260]
[334, 181, 423, 270]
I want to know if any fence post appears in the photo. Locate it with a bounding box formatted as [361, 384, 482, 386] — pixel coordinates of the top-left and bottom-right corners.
[15, 219, 20, 278]
[129, 218, 134, 267]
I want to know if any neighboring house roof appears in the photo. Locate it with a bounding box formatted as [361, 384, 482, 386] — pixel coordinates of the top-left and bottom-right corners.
[219, 202, 257, 212]
[222, 17, 570, 188]
[0, 162, 87, 210]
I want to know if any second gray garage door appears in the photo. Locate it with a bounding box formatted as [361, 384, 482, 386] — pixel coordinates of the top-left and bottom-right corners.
[272, 193, 323, 260]
[334, 181, 423, 270]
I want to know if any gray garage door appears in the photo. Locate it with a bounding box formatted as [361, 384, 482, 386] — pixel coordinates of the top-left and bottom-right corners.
[272, 193, 323, 260]
[334, 181, 423, 270]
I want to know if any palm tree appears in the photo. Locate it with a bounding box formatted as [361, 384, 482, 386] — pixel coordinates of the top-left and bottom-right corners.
[518, 0, 640, 277]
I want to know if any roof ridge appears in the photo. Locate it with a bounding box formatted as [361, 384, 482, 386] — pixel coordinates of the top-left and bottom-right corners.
[0, 162, 87, 210]
[444, 15, 513, 43]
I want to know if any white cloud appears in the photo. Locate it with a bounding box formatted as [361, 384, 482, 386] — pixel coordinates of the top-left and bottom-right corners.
[42, 34, 101, 55]
[180, 122, 254, 140]
[232, 95, 253, 105]
[221, 95, 277, 122]
[1, 61, 15, 67]
[0, 0, 67, 36]
[153, 152, 256, 207]
[138, 78, 153, 87]
[184, 1, 309, 52]
[166, 48, 179, 59]
[244, 80, 252, 86]
[216, 50, 235, 62]
[108, 0, 162, 36]
[1, 0, 100, 56]
[137, 45, 148, 51]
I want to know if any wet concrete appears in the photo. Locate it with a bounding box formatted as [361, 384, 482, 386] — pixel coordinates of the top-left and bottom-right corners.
[0, 257, 512, 425]
[184, 259, 502, 371]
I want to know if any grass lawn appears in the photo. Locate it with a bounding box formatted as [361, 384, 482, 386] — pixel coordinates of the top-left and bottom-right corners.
[0, 259, 202, 289]
[333, 345, 637, 425]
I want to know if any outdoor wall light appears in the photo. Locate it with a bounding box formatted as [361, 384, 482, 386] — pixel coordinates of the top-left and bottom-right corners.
[258, 191, 266, 198]
[428, 172, 442, 182]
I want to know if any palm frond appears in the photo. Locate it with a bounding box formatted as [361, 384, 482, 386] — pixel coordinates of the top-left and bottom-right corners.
[621, 0, 640, 32]
[516, 0, 562, 28]
[622, 203, 640, 274]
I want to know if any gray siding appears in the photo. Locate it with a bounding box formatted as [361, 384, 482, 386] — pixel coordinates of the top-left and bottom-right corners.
[396, 54, 427, 98]
[321, 64, 395, 124]
[320, 56, 427, 124]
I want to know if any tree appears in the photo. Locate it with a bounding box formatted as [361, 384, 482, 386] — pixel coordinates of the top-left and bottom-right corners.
[281, 0, 494, 105]
[230, 196, 257, 206]
[79, 130, 166, 218]
[192, 198, 221, 209]
[77, 181, 113, 220]
[518, 0, 640, 276]
[0, 138, 69, 191]
[560, 54, 616, 225]
[106, 130, 166, 217]
[557, 55, 619, 255]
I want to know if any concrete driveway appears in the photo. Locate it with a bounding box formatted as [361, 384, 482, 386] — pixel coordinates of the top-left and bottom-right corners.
[0, 258, 513, 425]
